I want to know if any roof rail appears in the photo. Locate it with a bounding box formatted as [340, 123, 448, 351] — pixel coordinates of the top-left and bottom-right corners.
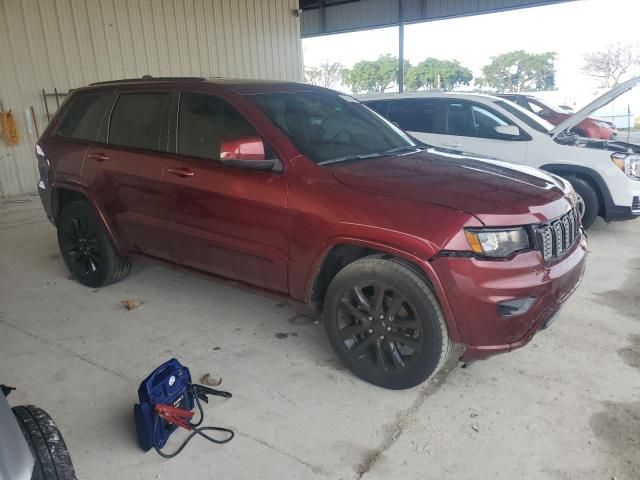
[90, 76, 206, 86]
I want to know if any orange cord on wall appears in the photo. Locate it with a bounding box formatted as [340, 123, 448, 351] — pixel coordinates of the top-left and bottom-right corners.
[1, 110, 20, 146]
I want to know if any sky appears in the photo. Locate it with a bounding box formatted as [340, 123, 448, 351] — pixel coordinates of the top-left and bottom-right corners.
[302, 0, 640, 114]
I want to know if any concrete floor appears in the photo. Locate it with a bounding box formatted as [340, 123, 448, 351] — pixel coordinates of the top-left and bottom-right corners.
[1, 195, 639, 480]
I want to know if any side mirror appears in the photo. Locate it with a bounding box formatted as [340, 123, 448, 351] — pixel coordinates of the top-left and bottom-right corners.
[494, 125, 520, 137]
[538, 109, 553, 119]
[220, 136, 280, 171]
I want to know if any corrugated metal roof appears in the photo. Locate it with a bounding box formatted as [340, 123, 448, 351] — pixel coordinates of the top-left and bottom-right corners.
[0, 0, 302, 197]
[300, 0, 573, 36]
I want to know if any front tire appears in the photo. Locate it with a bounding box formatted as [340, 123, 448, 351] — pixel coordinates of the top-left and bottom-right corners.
[323, 257, 450, 389]
[565, 176, 599, 229]
[57, 200, 131, 287]
[13, 405, 76, 480]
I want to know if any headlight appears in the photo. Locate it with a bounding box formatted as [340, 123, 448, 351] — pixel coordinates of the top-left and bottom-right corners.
[464, 228, 531, 257]
[611, 153, 640, 180]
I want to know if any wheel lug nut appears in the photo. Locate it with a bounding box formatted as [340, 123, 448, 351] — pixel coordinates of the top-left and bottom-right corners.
[368, 328, 373, 334]
[368, 316, 373, 321]
[386, 326, 391, 331]
[379, 335, 384, 340]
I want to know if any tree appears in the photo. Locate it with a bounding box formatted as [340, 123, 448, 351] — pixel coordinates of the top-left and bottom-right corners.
[405, 58, 473, 91]
[341, 54, 409, 93]
[478, 50, 556, 92]
[583, 43, 639, 88]
[303, 61, 344, 89]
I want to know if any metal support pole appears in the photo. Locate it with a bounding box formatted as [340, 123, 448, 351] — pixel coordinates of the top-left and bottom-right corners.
[398, 0, 404, 93]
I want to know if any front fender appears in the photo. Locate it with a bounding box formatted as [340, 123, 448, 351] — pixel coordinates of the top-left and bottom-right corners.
[301, 234, 463, 343]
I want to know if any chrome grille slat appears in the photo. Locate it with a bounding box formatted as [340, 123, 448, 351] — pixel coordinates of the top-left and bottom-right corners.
[537, 208, 579, 262]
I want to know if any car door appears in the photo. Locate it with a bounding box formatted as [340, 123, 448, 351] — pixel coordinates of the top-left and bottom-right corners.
[163, 91, 289, 292]
[438, 100, 528, 163]
[386, 99, 441, 146]
[83, 90, 173, 259]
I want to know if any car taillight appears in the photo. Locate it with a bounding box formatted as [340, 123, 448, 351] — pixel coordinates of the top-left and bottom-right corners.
[36, 143, 49, 187]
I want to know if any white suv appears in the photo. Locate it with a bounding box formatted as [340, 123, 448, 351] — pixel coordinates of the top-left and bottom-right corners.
[361, 78, 640, 228]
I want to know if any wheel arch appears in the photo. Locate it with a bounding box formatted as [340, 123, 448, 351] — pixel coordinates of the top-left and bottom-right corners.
[540, 163, 613, 218]
[305, 238, 462, 342]
[51, 183, 124, 253]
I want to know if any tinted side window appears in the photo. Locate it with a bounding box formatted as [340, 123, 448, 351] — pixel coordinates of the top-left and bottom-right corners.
[108, 93, 172, 151]
[388, 99, 438, 133]
[178, 93, 259, 160]
[57, 93, 112, 141]
[445, 102, 475, 137]
[471, 104, 514, 139]
[365, 101, 387, 116]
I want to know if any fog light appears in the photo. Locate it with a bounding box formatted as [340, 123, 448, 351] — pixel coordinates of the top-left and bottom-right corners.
[498, 297, 535, 317]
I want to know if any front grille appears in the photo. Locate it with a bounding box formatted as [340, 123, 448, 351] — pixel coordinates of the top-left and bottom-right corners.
[536, 209, 580, 262]
[633, 196, 640, 212]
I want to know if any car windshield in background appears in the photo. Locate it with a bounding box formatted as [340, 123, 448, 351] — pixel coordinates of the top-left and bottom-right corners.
[253, 92, 418, 165]
[495, 100, 554, 134]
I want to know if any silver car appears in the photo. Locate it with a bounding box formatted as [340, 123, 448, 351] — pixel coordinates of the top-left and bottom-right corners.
[0, 387, 75, 480]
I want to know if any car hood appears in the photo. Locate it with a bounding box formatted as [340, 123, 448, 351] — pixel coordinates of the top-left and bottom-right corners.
[331, 148, 571, 225]
[551, 76, 640, 139]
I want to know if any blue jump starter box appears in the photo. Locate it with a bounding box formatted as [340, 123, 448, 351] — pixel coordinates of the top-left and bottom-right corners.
[133, 358, 194, 451]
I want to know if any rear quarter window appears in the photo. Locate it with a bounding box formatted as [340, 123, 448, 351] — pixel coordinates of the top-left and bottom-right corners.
[56, 93, 112, 141]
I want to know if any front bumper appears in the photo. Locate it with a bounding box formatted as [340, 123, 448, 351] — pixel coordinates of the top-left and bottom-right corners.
[431, 233, 587, 361]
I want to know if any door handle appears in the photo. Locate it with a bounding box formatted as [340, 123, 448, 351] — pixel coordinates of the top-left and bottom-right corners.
[87, 152, 109, 161]
[167, 167, 195, 178]
[442, 142, 461, 148]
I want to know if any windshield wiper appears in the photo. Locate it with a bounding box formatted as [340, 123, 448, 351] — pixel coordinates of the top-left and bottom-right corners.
[317, 152, 386, 166]
[383, 145, 424, 154]
[317, 145, 424, 166]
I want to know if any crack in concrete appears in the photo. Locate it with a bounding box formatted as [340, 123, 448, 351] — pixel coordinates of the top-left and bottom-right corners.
[353, 355, 460, 479]
[233, 427, 329, 476]
[0, 317, 134, 383]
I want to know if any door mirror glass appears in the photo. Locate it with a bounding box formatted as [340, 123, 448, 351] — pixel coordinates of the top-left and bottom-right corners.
[494, 125, 520, 137]
[219, 136, 280, 171]
[220, 136, 266, 161]
[538, 109, 553, 118]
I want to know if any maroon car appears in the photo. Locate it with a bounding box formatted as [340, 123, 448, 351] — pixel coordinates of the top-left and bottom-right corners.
[498, 94, 617, 140]
[36, 78, 587, 389]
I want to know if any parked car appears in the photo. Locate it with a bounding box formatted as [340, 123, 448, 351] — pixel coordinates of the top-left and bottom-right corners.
[37, 77, 586, 389]
[362, 77, 640, 229]
[497, 93, 617, 140]
[1, 386, 75, 480]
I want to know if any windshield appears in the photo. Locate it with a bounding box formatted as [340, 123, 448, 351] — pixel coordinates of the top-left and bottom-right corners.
[495, 99, 554, 134]
[531, 97, 570, 114]
[252, 91, 417, 165]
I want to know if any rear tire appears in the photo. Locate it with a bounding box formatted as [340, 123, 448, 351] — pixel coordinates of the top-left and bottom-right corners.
[57, 200, 131, 287]
[323, 257, 450, 389]
[12, 405, 76, 480]
[565, 176, 599, 229]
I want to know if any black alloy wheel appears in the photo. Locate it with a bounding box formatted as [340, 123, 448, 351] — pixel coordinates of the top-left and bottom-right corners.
[57, 201, 131, 287]
[323, 257, 450, 389]
[60, 216, 102, 277]
[337, 282, 423, 373]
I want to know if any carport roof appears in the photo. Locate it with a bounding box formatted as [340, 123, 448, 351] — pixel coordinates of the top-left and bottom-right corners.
[300, 0, 575, 37]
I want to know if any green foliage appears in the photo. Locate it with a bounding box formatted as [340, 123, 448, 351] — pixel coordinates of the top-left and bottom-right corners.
[304, 61, 344, 89]
[405, 58, 473, 91]
[478, 50, 556, 92]
[341, 54, 410, 93]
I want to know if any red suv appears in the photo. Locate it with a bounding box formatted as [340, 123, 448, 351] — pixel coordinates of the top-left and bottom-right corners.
[37, 78, 587, 389]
